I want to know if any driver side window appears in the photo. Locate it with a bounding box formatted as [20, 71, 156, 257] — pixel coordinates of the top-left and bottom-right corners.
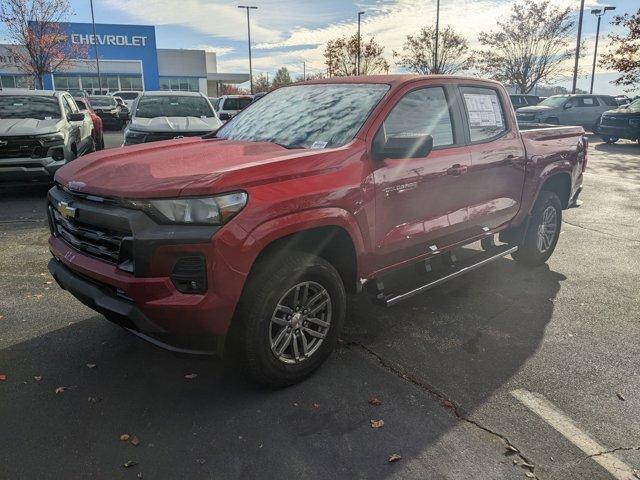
[380, 87, 454, 148]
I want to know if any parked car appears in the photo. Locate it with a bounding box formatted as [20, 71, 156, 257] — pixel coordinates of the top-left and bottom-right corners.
[74, 96, 104, 150]
[599, 98, 640, 144]
[113, 96, 130, 121]
[252, 92, 268, 102]
[110, 91, 141, 110]
[214, 95, 253, 121]
[515, 94, 618, 132]
[89, 95, 123, 130]
[614, 95, 631, 107]
[509, 94, 541, 109]
[123, 91, 221, 145]
[0, 90, 93, 184]
[47, 76, 586, 386]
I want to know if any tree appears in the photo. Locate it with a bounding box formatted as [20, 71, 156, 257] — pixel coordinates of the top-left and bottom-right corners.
[324, 34, 389, 77]
[253, 73, 271, 93]
[220, 84, 249, 95]
[476, 0, 576, 94]
[394, 26, 475, 74]
[272, 67, 292, 89]
[0, 0, 86, 89]
[600, 9, 640, 90]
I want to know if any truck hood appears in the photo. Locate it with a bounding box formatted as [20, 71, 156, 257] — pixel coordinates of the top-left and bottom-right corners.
[55, 137, 345, 198]
[603, 106, 640, 117]
[0, 118, 64, 136]
[516, 105, 554, 114]
[130, 116, 222, 133]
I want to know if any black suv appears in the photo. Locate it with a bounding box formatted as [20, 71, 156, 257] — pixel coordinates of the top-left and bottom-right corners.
[599, 99, 640, 144]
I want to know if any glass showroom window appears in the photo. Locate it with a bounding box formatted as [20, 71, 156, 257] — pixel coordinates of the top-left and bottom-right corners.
[0, 74, 34, 89]
[160, 77, 200, 92]
[54, 75, 80, 91]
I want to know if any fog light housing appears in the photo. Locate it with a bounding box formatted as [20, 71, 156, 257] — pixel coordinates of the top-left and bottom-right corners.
[170, 256, 207, 294]
[51, 147, 65, 161]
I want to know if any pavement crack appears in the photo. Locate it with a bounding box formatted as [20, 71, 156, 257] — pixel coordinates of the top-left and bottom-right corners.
[562, 220, 640, 243]
[585, 446, 640, 459]
[347, 341, 540, 479]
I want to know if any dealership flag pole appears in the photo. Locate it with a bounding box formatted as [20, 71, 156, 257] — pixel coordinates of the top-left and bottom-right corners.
[238, 5, 258, 94]
[89, 0, 102, 93]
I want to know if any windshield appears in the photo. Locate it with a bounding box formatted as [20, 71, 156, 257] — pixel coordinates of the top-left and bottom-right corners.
[115, 92, 139, 100]
[75, 100, 87, 110]
[626, 99, 640, 110]
[217, 84, 390, 149]
[89, 96, 117, 107]
[135, 95, 215, 118]
[539, 96, 569, 107]
[0, 96, 61, 120]
[222, 97, 253, 111]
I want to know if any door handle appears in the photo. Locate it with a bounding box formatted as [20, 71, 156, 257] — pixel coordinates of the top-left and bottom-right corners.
[446, 164, 468, 176]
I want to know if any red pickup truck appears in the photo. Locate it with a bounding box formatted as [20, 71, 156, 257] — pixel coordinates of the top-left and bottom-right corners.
[47, 76, 586, 386]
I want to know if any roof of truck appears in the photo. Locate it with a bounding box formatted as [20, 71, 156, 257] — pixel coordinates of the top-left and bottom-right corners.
[300, 74, 504, 88]
[0, 89, 60, 97]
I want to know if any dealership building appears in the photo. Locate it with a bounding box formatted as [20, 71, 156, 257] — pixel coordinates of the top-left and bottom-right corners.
[0, 22, 249, 96]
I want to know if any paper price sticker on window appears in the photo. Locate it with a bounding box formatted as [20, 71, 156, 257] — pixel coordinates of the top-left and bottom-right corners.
[311, 141, 328, 149]
[463, 93, 504, 128]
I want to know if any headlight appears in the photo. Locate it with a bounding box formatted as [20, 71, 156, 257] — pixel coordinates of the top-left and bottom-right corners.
[126, 192, 248, 225]
[37, 133, 64, 142]
[125, 129, 146, 139]
[629, 118, 640, 127]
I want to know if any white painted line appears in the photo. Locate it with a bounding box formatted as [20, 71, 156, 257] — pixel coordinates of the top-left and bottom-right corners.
[512, 389, 637, 480]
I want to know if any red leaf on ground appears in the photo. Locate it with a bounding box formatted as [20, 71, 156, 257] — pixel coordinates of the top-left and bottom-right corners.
[131, 436, 140, 446]
[312, 403, 320, 409]
[55, 386, 66, 394]
[441, 399, 455, 409]
[0, 374, 6, 381]
[368, 397, 382, 406]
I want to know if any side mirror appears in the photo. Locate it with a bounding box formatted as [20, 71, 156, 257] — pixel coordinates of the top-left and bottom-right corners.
[377, 134, 434, 160]
[68, 112, 85, 121]
[219, 112, 232, 121]
[563, 103, 573, 110]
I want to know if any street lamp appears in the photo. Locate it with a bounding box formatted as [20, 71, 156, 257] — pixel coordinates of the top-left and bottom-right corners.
[89, 0, 102, 93]
[238, 5, 258, 94]
[357, 11, 365, 75]
[434, 0, 440, 73]
[571, 0, 586, 93]
[590, 6, 616, 94]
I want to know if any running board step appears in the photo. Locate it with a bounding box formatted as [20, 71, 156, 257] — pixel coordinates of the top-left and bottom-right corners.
[377, 245, 518, 307]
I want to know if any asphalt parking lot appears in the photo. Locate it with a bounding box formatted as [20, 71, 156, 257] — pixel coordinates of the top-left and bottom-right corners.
[1, 134, 639, 479]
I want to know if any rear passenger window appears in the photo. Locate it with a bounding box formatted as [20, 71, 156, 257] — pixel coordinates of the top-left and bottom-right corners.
[600, 96, 618, 107]
[580, 97, 599, 106]
[381, 87, 454, 148]
[460, 86, 506, 142]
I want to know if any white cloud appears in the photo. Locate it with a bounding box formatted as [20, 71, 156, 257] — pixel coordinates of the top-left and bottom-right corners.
[191, 44, 234, 56]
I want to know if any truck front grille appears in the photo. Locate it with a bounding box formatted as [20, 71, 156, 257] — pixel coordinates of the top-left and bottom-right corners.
[0, 137, 46, 159]
[50, 206, 129, 264]
[601, 116, 629, 127]
[144, 131, 210, 143]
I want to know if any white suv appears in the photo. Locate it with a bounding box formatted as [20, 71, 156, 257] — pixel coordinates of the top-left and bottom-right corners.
[214, 95, 254, 122]
[110, 91, 142, 110]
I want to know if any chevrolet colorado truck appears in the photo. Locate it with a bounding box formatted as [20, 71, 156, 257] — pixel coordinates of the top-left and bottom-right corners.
[47, 76, 587, 386]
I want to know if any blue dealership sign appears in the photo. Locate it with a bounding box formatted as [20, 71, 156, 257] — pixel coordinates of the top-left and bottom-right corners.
[40, 22, 159, 90]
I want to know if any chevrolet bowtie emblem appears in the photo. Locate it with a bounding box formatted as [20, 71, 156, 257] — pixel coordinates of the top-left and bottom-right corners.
[0, 140, 8, 147]
[56, 201, 77, 219]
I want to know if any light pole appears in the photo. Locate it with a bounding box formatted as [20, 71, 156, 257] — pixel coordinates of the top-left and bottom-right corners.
[89, 0, 102, 93]
[571, 0, 586, 93]
[303, 61, 306, 81]
[589, 6, 616, 94]
[434, 0, 440, 73]
[357, 11, 365, 75]
[238, 5, 258, 93]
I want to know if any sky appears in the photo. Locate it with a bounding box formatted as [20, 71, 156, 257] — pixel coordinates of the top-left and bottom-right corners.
[3, 0, 640, 94]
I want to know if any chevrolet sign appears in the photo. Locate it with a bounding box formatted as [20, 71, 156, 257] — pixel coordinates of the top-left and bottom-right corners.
[56, 201, 77, 220]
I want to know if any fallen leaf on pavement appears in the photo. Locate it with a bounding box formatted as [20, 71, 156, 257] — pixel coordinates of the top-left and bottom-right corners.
[137, 473, 143, 479]
[368, 397, 382, 406]
[33, 294, 44, 299]
[86, 363, 96, 369]
[34, 376, 42, 381]
[521, 461, 534, 470]
[120, 434, 130, 441]
[441, 399, 455, 409]
[0, 374, 6, 381]
[388, 453, 402, 463]
[0, 315, 4, 321]
[505, 444, 519, 455]
[55, 386, 66, 394]
[184, 373, 197, 379]
[88, 396, 101, 403]
[122, 460, 137, 468]
[525, 472, 535, 478]
[131, 436, 140, 446]
[312, 403, 320, 409]
[370, 419, 385, 428]
[616, 392, 626, 401]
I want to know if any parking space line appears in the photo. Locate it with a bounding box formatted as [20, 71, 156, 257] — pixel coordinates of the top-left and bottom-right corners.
[511, 389, 637, 480]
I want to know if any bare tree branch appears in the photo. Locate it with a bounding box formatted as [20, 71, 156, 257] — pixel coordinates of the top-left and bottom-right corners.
[323, 34, 389, 77]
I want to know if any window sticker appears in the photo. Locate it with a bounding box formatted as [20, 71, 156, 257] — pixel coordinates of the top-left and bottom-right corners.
[463, 93, 504, 128]
[311, 141, 328, 149]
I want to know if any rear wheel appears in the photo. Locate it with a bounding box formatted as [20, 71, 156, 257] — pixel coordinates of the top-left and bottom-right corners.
[593, 118, 601, 134]
[512, 191, 562, 266]
[232, 252, 346, 387]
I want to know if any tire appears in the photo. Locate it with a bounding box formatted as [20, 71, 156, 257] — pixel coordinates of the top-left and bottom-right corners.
[602, 136, 618, 144]
[97, 136, 105, 150]
[232, 251, 346, 387]
[593, 118, 601, 134]
[512, 191, 562, 266]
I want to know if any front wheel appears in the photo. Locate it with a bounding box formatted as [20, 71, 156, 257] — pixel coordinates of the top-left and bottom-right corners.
[602, 136, 618, 144]
[512, 191, 562, 266]
[232, 252, 346, 387]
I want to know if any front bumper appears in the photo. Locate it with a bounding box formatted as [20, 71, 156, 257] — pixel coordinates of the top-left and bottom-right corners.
[599, 125, 639, 140]
[0, 156, 66, 183]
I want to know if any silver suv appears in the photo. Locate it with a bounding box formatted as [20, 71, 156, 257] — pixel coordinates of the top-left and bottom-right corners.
[516, 94, 619, 131]
[0, 90, 94, 184]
